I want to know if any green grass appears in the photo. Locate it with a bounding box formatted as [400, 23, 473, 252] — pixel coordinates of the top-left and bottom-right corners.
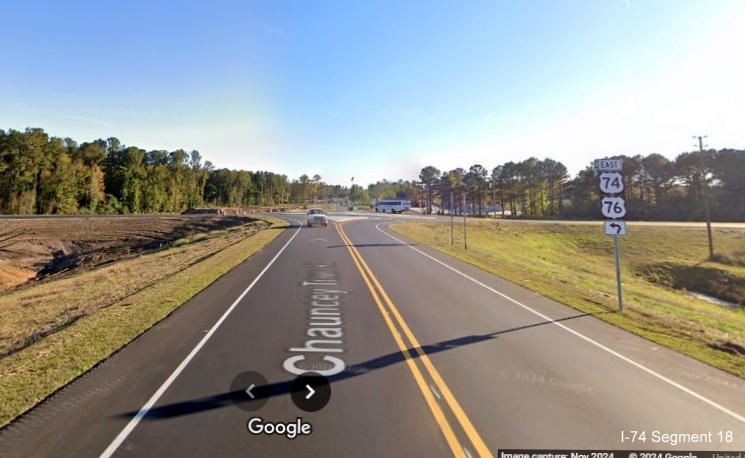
[391, 220, 745, 378]
[0, 217, 289, 427]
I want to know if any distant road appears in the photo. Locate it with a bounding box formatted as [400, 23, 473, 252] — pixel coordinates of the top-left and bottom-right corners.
[510, 219, 745, 228]
[367, 211, 745, 228]
[1, 211, 742, 229]
[2, 214, 744, 457]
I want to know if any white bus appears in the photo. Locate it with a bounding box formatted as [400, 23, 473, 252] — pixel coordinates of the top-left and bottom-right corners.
[374, 199, 411, 213]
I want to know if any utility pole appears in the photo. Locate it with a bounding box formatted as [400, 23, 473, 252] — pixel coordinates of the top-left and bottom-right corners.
[694, 136, 714, 259]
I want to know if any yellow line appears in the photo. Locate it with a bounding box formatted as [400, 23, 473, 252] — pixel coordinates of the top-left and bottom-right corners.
[335, 223, 466, 458]
[337, 223, 494, 458]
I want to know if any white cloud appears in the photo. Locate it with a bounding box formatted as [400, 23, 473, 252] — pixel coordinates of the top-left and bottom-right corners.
[63, 115, 113, 127]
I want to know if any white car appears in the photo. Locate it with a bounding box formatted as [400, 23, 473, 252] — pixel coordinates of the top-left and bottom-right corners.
[307, 208, 328, 227]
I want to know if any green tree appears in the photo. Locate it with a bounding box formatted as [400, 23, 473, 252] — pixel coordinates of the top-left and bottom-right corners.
[418, 166, 440, 214]
[349, 184, 364, 208]
[467, 164, 488, 216]
[120, 147, 146, 213]
[142, 164, 170, 213]
[710, 149, 744, 221]
[490, 166, 505, 216]
[40, 137, 78, 214]
[498, 162, 520, 215]
[311, 174, 322, 202]
[541, 158, 568, 216]
[298, 174, 310, 203]
[0, 128, 53, 214]
[641, 153, 674, 207]
[563, 165, 599, 219]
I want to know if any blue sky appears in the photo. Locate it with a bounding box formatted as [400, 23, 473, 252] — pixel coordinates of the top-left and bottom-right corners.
[2, 0, 744, 187]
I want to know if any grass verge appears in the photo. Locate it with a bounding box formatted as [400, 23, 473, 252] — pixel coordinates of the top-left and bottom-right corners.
[391, 220, 745, 379]
[0, 216, 288, 427]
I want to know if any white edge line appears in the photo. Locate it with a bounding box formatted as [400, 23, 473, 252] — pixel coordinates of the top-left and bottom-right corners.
[375, 222, 745, 425]
[99, 219, 303, 458]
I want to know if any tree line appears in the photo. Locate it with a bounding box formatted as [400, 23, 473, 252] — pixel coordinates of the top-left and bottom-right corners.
[409, 150, 745, 221]
[1, 127, 743, 221]
[0, 128, 341, 214]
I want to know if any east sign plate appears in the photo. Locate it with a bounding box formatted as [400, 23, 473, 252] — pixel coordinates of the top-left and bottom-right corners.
[595, 159, 623, 171]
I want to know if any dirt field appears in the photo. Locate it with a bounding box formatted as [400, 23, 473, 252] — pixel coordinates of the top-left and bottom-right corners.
[0, 214, 287, 427]
[0, 215, 256, 292]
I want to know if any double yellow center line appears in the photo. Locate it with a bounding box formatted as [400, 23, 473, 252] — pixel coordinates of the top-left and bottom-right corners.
[335, 222, 493, 458]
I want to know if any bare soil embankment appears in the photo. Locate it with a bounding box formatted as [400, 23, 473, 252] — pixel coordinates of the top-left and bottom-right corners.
[0, 215, 251, 291]
[0, 214, 288, 427]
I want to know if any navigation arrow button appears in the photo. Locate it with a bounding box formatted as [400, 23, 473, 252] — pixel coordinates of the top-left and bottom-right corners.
[290, 373, 331, 412]
[230, 371, 269, 411]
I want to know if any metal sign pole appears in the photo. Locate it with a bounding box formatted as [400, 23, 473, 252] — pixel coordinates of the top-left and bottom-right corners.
[449, 191, 455, 245]
[462, 193, 467, 250]
[450, 191, 454, 245]
[420, 183, 424, 220]
[613, 235, 623, 311]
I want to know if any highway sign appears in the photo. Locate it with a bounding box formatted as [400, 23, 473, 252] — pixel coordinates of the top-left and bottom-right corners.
[595, 159, 623, 171]
[598, 172, 624, 194]
[601, 197, 626, 218]
[604, 220, 627, 236]
[596, 162, 627, 312]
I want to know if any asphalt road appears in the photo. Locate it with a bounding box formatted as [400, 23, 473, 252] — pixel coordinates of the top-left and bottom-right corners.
[1, 213, 744, 457]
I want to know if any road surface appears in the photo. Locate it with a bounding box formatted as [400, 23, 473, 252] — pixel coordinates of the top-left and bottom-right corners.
[1, 213, 744, 457]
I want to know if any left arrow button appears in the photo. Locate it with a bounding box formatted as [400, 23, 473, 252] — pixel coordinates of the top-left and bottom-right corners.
[230, 371, 269, 411]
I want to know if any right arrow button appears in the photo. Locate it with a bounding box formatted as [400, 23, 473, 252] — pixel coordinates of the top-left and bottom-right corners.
[291, 373, 330, 412]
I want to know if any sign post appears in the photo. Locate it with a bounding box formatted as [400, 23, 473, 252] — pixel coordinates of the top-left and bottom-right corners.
[595, 159, 626, 312]
[450, 191, 454, 245]
[613, 235, 623, 311]
[462, 193, 467, 250]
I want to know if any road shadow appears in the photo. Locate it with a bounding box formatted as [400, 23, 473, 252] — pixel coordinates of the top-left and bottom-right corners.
[117, 312, 597, 420]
